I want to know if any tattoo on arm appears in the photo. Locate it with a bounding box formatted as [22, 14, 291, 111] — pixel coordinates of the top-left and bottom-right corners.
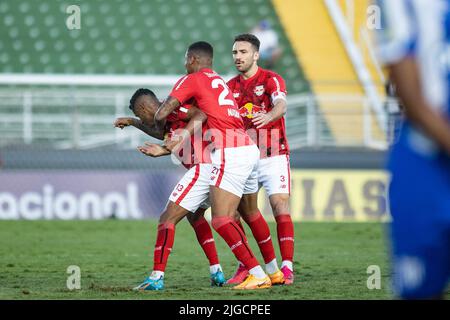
[154, 96, 181, 131]
[133, 120, 165, 140]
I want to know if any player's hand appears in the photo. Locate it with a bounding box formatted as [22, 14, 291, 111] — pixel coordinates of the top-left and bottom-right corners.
[137, 142, 169, 157]
[252, 112, 273, 129]
[114, 117, 135, 129]
[164, 134, 183, 152]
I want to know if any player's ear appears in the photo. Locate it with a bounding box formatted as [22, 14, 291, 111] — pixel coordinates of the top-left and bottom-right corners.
[187, 54, 196, 65]
[254, 50, 260, 61]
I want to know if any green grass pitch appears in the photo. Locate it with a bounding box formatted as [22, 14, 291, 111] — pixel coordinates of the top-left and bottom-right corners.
[0, 220, 393, 299]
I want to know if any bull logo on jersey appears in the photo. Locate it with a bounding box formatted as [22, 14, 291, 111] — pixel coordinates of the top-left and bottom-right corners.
[254, 85, 265, 96]
[238, 102, 265, 119]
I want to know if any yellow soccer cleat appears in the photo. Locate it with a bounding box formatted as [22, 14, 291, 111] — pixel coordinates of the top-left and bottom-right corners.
[232, 274, 272, 290]
[268, 270, 285, 285]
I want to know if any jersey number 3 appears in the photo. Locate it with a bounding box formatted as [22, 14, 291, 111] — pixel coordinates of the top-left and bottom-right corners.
[211, 78, 234, 106]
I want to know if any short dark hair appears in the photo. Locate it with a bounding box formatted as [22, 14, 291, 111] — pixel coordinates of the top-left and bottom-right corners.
[129, 88, 156, 111]
[234, 33, 260, 51]
[187, 41, 214, 59]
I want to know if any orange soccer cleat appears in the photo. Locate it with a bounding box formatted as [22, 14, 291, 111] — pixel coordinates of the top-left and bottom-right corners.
[232, 274, 272, 290]
[268, 270, 285, 285]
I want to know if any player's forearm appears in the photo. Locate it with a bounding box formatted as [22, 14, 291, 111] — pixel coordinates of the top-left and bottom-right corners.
[390, 58, 450, 155]
[267, 99, 287, 122]
[132, 120, 165, 140]
[154, 96, 180, 130]
[183, 109, 206, 138]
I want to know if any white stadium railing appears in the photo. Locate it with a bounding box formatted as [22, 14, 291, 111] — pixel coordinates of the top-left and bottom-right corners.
[0, 74, 397, 150]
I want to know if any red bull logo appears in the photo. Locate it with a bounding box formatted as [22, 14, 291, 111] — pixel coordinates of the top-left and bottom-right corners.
[238, 102, 265, 119]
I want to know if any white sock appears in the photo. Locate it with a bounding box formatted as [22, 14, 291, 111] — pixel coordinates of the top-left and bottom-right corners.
[265, 258, 279, 275]
[150, 270, 164, 280]
[210, 264, 222, 274]
[249, 265, 266, 279]
[281, 260, 293, 271]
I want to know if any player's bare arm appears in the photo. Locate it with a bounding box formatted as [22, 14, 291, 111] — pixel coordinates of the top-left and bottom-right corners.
[154, 96, 181, 131]
[165, 108, 207, 152]
[252, 98, 287, 129]
[114, 117, 165, 140]
[389, 56, 450, 155]
[137, 142, 170, 157]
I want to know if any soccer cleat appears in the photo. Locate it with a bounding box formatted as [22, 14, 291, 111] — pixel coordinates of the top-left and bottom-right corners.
[210, 270, 226, 287]
[232, 274, 272, 290]
[226, 264, 249, 285]
[268, 270, 285, 285]
[281, 266, 294, 285]
[133, 276, 164, 291]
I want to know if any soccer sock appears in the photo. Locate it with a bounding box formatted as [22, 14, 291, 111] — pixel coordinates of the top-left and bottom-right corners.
[242, 210, 277, 265]
[211, 216, 260, 272]
[281, 260, 293, 271]
[265, 258, 279, 275]
[150, 270, 164, 280]
[235, 218, 246, 235]
[209, 264, 222, 274]
[191, 216, 220, 266]
[249, 265, 267, 279]
[275, 214, 295, 269]
[153, 222, 175, 272]
[234, 218, 246, 268]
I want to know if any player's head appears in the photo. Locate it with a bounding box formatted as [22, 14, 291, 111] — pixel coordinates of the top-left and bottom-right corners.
[232, 33, 260, 73]
[185, 41, 214, 74]
[129, 88, 160, 125]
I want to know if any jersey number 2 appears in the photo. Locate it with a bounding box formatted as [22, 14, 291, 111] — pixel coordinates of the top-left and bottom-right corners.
[211, 78, 234, 106]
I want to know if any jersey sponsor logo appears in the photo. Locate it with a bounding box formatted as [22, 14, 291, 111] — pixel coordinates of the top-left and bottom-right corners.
[254, 85, 265, 96]
[227, 108, 241, 119]
[238, 102, 265, 119]
[233, 92, 240, 98]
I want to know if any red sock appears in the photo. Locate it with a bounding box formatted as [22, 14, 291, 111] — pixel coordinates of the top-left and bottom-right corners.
[153, 222, 175, 272]
[191, 216, 219, 266]
[275, 214, 294, 262]
[235, 218, 246, 235]
[211, 216, 259, 271]
[242, 211, 276, 264]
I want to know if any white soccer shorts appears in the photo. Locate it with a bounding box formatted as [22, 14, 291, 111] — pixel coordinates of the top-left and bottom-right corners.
[210, 144, 260, 197]
[257, 154, 291, 196]
[168, 163, 211, 213]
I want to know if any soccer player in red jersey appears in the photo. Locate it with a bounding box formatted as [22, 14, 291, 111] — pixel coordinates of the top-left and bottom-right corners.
[139, 41, 274, 290]
[114, 88, 226, 287]
[227, 34, 295, 284]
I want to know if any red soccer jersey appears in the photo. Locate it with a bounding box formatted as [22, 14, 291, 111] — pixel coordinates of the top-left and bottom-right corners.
[169, 68, 253, 149]
[227, 67, 289, 158]
[165, 103, 210, 169]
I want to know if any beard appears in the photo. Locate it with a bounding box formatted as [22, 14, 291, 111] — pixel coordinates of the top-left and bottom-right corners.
[236, 61, 252, 73]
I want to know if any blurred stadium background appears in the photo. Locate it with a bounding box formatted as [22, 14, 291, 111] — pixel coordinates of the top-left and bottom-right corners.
[0, 0, 396, 222]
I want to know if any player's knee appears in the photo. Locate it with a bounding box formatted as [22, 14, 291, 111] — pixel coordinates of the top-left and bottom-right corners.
[186, 212, 197, 225]
[211, 216, 232, 231]
[159, 204, 186, 225]
[270, 194, 290, 215]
